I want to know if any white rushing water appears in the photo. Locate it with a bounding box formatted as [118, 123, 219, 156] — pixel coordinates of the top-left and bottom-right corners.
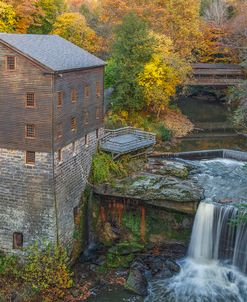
[146, 159, 247, 302]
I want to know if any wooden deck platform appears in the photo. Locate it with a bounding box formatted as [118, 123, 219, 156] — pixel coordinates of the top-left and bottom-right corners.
[99, 127, 156, 159]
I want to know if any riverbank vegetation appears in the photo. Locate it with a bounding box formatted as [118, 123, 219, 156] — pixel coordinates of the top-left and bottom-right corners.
[0, 243, 73, 301]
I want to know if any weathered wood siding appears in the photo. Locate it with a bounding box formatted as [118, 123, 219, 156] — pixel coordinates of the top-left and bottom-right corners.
[54, 67, 104, 150]
[0, 43, 53, 152]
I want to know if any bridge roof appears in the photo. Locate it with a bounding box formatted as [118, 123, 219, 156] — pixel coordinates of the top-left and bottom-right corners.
[192, 63, 243, 70]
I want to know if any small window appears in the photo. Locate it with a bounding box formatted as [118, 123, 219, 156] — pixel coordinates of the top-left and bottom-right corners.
[58, 149, 62, 162]
[71, 117, 77, 131]
[96, 129, 99, 139]
[13, 232, 23, 249]
[84, 85, 90, 99]
[72, 141, 75, 153]
[6, 56, 16, 70]
[25, 124, 35, 138]
[96, 107, 101, 120]
[57, 91, 63, 107]
[83, 111, 89, 125]
[85, 134, 88, 146]
[71, 88, 77, 103]
[26, 151, 35, 165]
[26, 93, 35, 108]
[57, 123, 63, 139]
[96, 81, 101, 97]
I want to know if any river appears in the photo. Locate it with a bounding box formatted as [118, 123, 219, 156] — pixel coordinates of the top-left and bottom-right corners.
[170, 97, 247, 152]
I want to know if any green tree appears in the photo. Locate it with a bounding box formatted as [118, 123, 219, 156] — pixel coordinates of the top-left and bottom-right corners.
[29, 0, 66, 34]
[0, 1, 16, 32]
[107, 13, 154, 113]
[52, 12, 101, 53]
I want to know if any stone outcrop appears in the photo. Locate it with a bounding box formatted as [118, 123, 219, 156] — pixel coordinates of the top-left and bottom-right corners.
[94, 159, 203, 214]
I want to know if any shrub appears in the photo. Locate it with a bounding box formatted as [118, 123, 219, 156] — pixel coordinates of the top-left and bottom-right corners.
[157, 125, 171, 141]
[0, 252, 19, 278]
[91, 151, 128, 184]
[23, 242, 73, 301]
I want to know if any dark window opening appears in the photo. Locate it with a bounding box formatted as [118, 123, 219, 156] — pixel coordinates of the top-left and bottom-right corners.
[6, 56, 16, 70]
[13, 232, 23, 249]
[84, 85, 90, 99]
[57, 123, 63, 139]
[26, 93, 35, 108]
[58, 149, 62, 162]
[96, 107, 101, 120]
[57, 91, 63, 107]
[25, 124, 35, 138]
[26, 151, 35, 165]
[71, 88, 77, 103]
[83, 111, 89, 125]
[96, 81, 101, 97]
[71, 117, 77, 131]
[85, 134, 88, 146]
[72, 141, 75, 153]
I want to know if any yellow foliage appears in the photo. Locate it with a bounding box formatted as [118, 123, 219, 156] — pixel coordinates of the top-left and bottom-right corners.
[138, 34, 191, 117]
[52, 12, 102, 53]
[23, 242, 73, 300]
[0, 1, 16, 32]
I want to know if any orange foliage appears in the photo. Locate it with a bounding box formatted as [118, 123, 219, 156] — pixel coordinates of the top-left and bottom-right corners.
[100, 0, 201, 58]
[5, 0, 42, 33]
[163, 109, 194, 138]
[198, 21, 238, 63]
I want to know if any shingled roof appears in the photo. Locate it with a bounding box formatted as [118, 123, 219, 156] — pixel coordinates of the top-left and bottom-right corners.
[0, 33, 105, 72]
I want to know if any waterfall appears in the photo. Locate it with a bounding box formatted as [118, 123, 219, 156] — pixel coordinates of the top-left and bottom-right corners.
[188, 202, 247, 274]
[188, 203, 214, 261]
[146, 202, 247, 302]
[145, 158, 247, 302]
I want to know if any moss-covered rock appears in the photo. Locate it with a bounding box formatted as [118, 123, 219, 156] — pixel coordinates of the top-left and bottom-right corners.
[147, 158, 191, 179]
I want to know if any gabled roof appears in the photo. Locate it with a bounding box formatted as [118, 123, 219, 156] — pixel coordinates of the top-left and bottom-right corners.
[0, 33, 105, 72]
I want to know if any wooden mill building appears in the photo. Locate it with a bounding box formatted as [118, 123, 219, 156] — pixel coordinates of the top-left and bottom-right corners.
[0, 33, 105, 253]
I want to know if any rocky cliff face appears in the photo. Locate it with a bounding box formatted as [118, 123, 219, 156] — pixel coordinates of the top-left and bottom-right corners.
[88, 158, 204, 270]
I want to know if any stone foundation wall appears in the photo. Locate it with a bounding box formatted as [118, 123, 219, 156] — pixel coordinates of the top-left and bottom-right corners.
[54, 128, 104, 251]
[0, 149, 56, 253]
[0, 128, 103, 254]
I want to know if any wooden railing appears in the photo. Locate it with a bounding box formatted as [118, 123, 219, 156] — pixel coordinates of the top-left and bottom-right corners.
[100, 127, 156, 144]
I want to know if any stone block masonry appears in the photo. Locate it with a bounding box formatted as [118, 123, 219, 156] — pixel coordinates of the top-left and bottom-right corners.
[0, 128, 104, 254]
[0, 149, 56, 253]
[54, 128, 104, 250]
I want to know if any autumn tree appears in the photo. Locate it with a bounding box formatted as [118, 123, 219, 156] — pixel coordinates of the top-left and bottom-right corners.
[107, 13, 154, 113]
[0, 0, 16, 32]
[52, 12, 101, 53]
[138, 34, 190, 117]
[4, 0, 42, 33]
[100, 0, 201, 58]
[29, 0, 66, 34]
[198, 21, 237, 63]
[159, 0, 201, 58]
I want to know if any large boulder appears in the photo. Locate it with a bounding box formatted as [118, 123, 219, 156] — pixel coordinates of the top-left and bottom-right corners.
[125, 256, 181, 296]
[94, 173, 203, 214]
